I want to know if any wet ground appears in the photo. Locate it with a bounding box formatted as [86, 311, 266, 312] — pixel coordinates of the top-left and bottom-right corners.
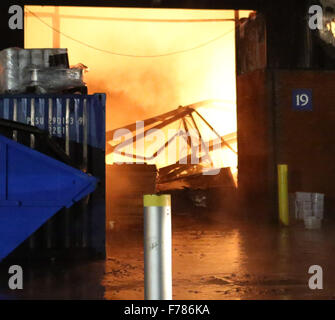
[1, 214, 335, 300]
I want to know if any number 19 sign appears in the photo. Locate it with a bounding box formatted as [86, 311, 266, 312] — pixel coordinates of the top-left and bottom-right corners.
[292, 89, 313, 111]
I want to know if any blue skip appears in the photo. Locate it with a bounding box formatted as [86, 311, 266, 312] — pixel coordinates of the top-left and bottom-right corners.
[0, 134, 98, 262]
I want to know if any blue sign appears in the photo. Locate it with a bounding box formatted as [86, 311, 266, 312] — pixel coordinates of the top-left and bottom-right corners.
[292, 89, 312, 111]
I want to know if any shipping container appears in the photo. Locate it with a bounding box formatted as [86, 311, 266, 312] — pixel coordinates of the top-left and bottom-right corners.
[0, 93, 106, 260]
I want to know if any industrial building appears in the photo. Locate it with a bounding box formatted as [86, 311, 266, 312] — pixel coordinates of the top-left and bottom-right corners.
[0, 0, 334, 300]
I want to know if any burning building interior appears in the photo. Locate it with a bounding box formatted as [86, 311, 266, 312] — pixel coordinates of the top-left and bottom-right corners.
[1, 0, 335, 300]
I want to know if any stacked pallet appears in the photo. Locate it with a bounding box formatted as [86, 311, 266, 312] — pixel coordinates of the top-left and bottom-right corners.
[106, 164, 157, 233]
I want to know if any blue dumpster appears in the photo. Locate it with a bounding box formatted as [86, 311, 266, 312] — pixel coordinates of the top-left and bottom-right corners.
[0, 134, 98, 262]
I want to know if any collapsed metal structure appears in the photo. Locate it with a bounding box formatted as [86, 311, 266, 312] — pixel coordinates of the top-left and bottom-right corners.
[106, 100, 237, 186]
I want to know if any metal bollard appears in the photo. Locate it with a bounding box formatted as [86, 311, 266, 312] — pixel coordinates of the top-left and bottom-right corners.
[143, 194, 172, 300]
[278, 164, 289, 226]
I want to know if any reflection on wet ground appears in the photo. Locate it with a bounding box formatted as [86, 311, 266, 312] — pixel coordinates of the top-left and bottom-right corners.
[1, 215, 335, 300]
[104, 216, 335, 300]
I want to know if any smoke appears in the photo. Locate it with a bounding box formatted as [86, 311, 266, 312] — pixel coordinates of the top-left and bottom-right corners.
[25, 6, 238, 168]
[86, 59, 180, 131]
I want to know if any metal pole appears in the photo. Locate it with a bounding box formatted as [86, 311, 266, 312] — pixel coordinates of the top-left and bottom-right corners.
[144, 194, 172, 300]
[278, 164, 289, 226]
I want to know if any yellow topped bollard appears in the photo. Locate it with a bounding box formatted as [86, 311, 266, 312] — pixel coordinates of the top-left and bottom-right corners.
[143, 194, 172, 300]
[277, 164, 289, 226]
[143, 194, 171, 207]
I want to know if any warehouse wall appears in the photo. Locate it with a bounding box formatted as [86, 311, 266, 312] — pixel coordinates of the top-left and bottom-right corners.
[236, 69, 276, 220]
[273, 70, 335, 217]
[237, 68, 335, 220]
[236, 4, 335, 221]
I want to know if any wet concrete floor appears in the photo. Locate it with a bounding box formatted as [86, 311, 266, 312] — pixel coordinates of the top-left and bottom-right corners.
[1, 215, 335, 300]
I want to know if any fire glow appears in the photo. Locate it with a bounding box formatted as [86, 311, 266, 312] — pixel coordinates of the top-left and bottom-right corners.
[25, 6, 253, 181]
